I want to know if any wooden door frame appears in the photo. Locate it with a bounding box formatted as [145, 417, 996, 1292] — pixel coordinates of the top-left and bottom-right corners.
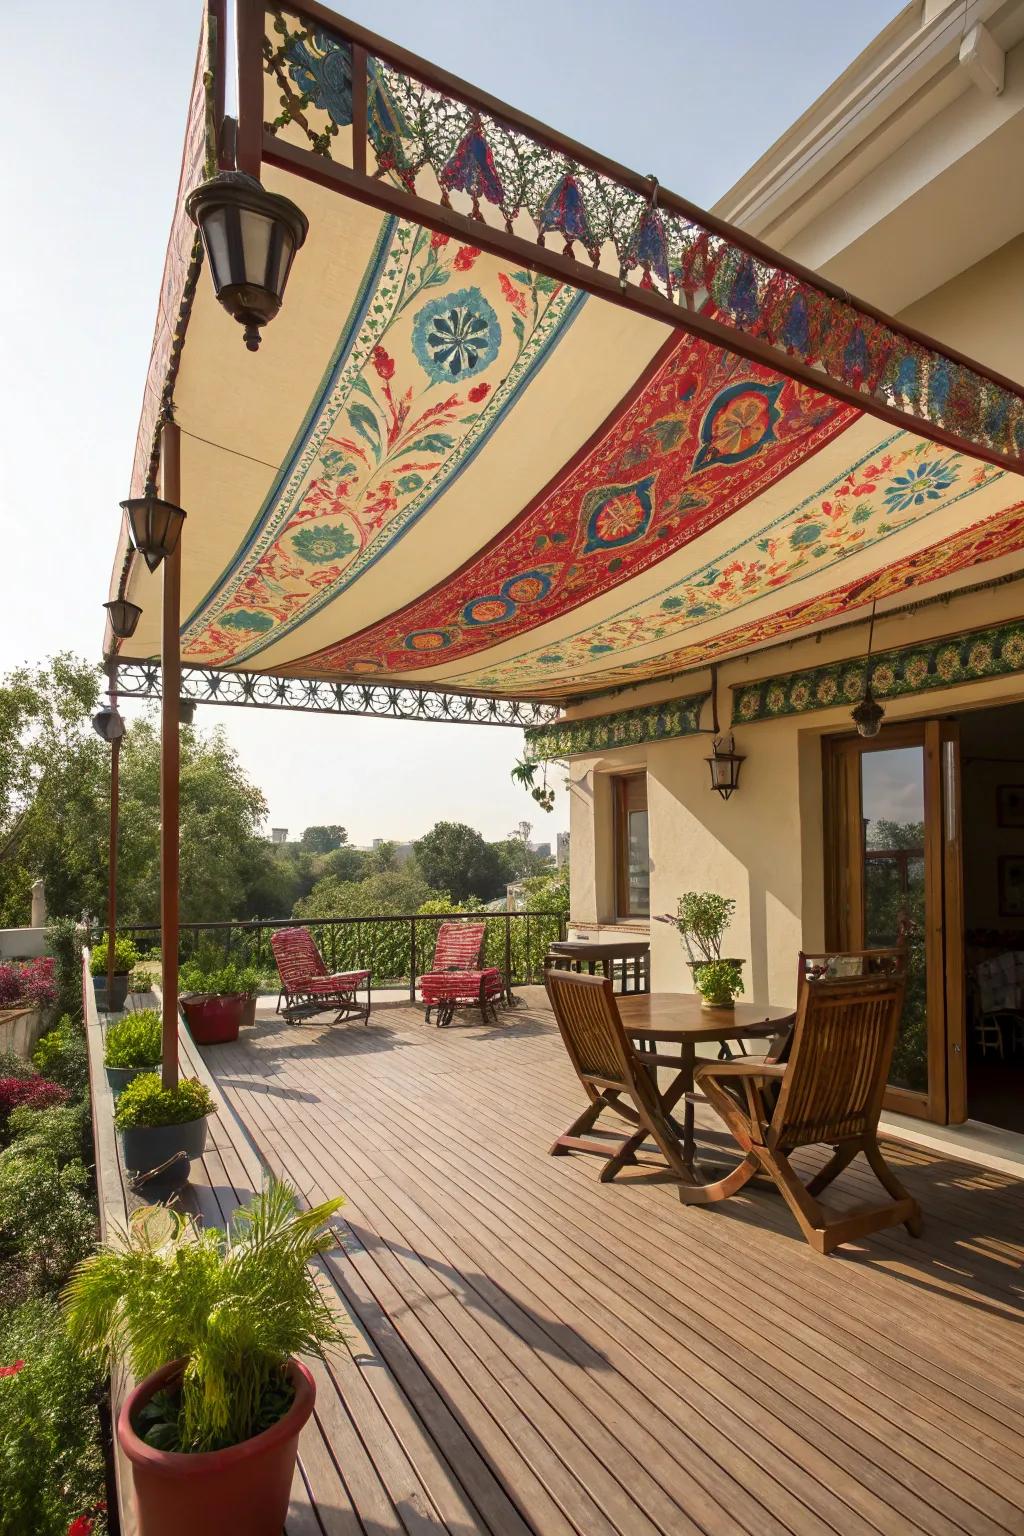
[822, 720, 966, 1124]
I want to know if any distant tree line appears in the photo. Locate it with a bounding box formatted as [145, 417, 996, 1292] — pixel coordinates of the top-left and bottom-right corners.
[0, 656, 560, 930]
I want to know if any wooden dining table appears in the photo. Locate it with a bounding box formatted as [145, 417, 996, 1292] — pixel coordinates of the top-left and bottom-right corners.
[617, 992, 796, 1169]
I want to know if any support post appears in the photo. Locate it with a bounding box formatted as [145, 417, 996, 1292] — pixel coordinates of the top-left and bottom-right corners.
[160, 421, 182, 1090]
[106, 662, 120, 1008]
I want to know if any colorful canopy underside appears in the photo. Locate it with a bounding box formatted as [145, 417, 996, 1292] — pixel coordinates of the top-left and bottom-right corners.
[110, 5, 1024, 704]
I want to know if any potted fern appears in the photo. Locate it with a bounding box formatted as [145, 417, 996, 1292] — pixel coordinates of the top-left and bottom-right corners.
[657, 892, 746, 1008]
[104, 1009, 163, 1095]
[114, 1073, 215, 1173]
[64, 1179, 345, 1536]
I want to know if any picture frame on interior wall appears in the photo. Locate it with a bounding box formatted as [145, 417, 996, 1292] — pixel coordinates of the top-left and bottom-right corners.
[996, 785, 1024, 828]
[997, 854, 1024, 917]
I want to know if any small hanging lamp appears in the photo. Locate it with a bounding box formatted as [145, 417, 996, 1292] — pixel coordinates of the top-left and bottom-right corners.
[185, 171, 309, 351]
[178, 699, 196, 726]
[102, 598, 142, 639]
[852, 601, 885, 738]
[121, 495, 186, 573]
[705, 733, 745, 800]
[91, 705, 125, 743]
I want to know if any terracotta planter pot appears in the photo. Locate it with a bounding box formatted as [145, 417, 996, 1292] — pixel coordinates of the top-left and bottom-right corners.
[240, 994, 257, 1029]
[119, 1357, 315, 1536]
[180, 993, 245, 1044]
[119, 1114, 209, 1173]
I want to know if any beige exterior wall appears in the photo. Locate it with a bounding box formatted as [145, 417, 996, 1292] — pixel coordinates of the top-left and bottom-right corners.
[568, 532, 1024, 1006]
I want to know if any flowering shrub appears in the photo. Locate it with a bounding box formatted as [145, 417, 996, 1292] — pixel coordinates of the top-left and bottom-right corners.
[0, 1299, 106, 1536]
[0, 957, 58, 1011]
[0, 1077, 69, 1135]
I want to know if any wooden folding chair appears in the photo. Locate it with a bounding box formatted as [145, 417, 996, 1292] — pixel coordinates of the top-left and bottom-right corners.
[682, 968, 922, 1253]
[544, 969, 695, 1184]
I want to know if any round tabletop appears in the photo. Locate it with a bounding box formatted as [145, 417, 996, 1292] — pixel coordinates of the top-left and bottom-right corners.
[617, 992, 794, 1043]
[548, 940, 650, 959]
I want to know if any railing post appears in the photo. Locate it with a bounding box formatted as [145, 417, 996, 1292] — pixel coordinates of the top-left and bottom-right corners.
[504, 911, 512, 987]
[409, 917, 417, 1001]
[159, 420, 181, 1092]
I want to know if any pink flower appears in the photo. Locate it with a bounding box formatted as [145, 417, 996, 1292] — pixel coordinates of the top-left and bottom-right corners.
[468, 383, 490, 403]
[372, 346, 395, 381]
[0, 1360, 24, 1377]
[430, 231, 450, 248]
[453, 245, 480, 271]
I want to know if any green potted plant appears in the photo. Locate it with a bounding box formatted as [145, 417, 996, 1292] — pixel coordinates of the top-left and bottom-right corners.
[658, 892, 746, 1008]
[114, 1073, 215, 1173]
[64, 1178, 345, 1536]
[103, 1009, 163, 1095]
[90, 934, 141, 1013]
[178, 958, 260, 1043]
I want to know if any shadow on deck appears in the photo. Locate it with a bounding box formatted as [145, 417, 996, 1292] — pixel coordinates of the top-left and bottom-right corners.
[177, 995, 1024, 1536]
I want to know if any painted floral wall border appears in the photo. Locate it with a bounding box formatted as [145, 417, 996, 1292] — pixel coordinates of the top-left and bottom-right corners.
[731, 618, 1024, 725]
[524, 691, 709, 761]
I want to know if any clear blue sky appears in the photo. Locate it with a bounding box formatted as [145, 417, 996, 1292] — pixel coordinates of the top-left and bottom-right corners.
[0, 0, 903, 846]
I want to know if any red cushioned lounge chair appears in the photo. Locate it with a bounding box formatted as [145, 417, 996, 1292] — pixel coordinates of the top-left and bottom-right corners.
[271, 927, 371, 1025]
[418, 920, 505, 1028]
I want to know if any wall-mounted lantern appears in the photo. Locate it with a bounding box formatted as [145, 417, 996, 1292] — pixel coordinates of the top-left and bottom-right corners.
[178, 699, 196, 726]
[122, 496, 186, 573]
[706, 733, 745, 801]
[186, 171, 309, 352]
[102, 598, 142, 639]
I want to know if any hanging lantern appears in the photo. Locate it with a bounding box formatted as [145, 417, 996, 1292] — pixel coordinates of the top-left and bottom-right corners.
[102, 598, 142, 639]
[851, 599, 885, 738]
[121, 496, 186, 573]
[852, 685, 885, 739]
[185, 171, 309, 351]
[705, 734, 744, 800]
[178, 699, 196, 725]
[92, 705, 125, 743]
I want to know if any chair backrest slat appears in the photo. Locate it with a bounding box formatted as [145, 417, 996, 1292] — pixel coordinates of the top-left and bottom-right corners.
[271, 927, 327, 986]
[774, 972, 905, 1147]
[432, 921, 486, 971]
[544, 968, 632, 1087]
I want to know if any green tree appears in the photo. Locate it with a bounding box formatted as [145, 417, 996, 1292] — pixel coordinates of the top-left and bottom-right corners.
[414, 821, 509, 903]
[321, 844, 368, 883]
[299, 824, 347, 853]
[295, 869, 439, 920]
[364, 840, 399, 875]
[0, 655, 106, 925]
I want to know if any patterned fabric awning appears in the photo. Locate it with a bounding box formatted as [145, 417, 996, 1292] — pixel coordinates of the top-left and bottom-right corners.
[109, 4, 1024, 705]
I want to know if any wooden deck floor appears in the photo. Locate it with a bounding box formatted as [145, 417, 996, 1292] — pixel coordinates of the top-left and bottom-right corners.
[195, 996, 1024, 1536]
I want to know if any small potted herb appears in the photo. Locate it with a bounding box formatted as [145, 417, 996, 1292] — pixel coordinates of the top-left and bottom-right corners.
[104, 1009, 163, 1096]
[178, 958, 261, 1043]
[64, 1178, 345, 1536]
[656, 892, 746, 1008]
[90, 934, 140, 1013]
[114, 1073, 215, 1172]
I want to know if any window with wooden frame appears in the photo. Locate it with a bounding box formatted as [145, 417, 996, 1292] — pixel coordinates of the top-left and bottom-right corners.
[613, 773, 650, 919]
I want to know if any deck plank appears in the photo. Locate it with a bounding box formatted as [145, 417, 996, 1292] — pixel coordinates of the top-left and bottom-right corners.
[192, 1001, 1024, 1536]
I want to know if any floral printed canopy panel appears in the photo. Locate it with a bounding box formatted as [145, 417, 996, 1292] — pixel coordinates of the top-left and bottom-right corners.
[114, 164, 1024, 704]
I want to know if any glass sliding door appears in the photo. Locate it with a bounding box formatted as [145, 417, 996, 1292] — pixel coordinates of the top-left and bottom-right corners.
[824, 721, 965, 1123]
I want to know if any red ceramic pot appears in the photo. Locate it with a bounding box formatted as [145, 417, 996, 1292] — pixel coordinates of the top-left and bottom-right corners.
[119, 1357, 315, 1536]
[180, 993, 245, 1044]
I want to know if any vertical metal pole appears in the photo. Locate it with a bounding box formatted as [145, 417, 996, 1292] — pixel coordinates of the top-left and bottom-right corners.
[105, 661, 120, 1008]
[504, 912, 512, 987]
[409, 917, 417, 1001]
[160, 421, 182, 1090]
